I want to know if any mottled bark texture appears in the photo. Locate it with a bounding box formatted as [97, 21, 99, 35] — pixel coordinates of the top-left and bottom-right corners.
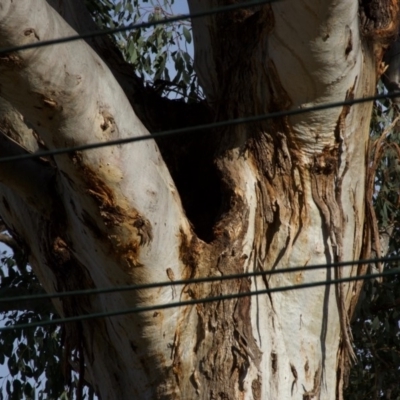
[0, 0, 398, 399]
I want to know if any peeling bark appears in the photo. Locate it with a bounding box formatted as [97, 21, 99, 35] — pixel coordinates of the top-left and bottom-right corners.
[0, 0, 398, 399]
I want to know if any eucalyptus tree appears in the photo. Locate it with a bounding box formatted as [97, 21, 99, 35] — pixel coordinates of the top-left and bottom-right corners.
[0, 1, 399, 399]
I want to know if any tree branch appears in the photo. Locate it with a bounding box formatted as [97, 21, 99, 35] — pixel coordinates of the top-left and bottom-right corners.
[48, 0, 211, 134]
[0, 97, 55, 215]
[0, 0, 191, 294]
[0, 232, 19, 252]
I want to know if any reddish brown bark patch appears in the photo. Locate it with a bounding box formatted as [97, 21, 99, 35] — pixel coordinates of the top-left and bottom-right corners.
[172, 172, 262, 399]
[359, 0, 400, 40]
[251, 377, 262, 400]
[0, 54, 24, 69]
[70, 152, 153, 270]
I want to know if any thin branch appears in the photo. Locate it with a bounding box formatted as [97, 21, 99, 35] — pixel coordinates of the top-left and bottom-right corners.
[0, 232, 19, 252]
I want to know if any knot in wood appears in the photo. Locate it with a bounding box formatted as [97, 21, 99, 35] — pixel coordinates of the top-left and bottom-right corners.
[53, 237, 71, 263]
[312, 150, 337, 175]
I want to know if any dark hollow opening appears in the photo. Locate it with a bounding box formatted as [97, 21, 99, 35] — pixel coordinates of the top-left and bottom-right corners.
[156, 132, 222, 243]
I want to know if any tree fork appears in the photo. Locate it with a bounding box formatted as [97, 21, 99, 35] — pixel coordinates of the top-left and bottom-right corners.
[0, 0, 399, 399]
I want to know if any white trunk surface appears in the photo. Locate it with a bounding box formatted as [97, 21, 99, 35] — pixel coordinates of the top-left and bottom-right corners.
[0, 1, 394, 399]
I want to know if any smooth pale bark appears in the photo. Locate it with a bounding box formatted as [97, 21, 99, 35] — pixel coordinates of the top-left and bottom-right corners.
[0, 1, 397, 399]
[0, 1, 191, 398]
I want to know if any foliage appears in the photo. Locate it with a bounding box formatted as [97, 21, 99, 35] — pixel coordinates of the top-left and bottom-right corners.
[85, 0, 203, 101]
[346, 88, 400, 400]
[0, 254, 67, 400]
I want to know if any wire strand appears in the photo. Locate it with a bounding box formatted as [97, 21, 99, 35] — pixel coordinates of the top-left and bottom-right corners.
[0, 254, 399, 304]
[1, 266, 399, 332]
[1, 0, 399, 335]
[0, 0, 278, 56]
[0, 90, 399, 164]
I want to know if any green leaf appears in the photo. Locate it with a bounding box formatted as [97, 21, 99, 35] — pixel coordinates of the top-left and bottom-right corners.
[182, 26, 192, 43]
[371, 316, 380, 331]
[23, 382, 33, 398]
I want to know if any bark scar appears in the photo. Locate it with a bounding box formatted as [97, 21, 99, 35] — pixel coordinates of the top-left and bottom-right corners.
[166, 268, 177, 299]
[310, 155, 356, 363]
[290, 363, 298, 395]
[302, 363, 322, 399]
[310, 81, 358, 364]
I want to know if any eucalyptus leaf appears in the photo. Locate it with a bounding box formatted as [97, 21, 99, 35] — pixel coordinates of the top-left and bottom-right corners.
[182, 26, 192, 43]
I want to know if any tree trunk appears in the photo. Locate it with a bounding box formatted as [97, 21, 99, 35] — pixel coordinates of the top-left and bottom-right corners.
[0, 1, 397, 399]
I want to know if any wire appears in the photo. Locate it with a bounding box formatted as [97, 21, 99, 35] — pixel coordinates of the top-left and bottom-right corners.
[0, 0, 277, 56]
[1, 266, 399, 332]
[0, 90, 399, 164]
[0, 0, 399, 333]
[0, 3, 398, 163]
[1, 254, 399, 304]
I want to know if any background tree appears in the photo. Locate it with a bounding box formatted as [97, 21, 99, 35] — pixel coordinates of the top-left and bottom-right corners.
[345, 85, 400, 399]
[0, 1, 399, 399]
